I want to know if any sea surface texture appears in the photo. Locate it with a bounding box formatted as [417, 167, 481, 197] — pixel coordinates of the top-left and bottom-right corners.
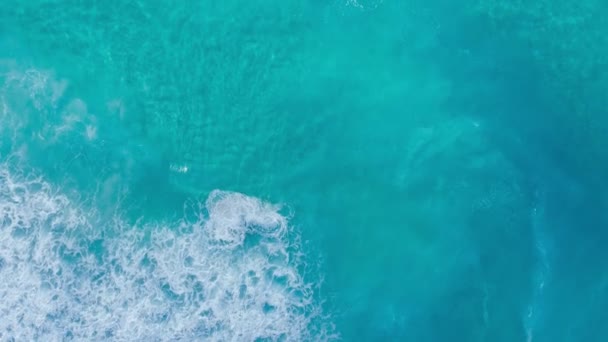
[1, 1, 607, 341]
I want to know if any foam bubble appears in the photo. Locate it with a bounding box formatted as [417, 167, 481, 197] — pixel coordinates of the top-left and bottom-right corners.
[0, 164, 334, 341]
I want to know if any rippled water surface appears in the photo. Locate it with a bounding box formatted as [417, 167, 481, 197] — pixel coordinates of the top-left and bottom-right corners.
[1, 1, 607, 341]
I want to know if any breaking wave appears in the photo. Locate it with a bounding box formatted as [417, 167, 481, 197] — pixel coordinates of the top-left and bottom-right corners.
[0, 67, 334, 341]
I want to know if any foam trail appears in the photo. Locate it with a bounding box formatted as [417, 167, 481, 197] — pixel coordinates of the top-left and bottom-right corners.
[524, 190, 551, 342]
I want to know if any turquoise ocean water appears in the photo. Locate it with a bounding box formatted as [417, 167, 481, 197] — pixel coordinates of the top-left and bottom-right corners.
[1, 1, 607, 341]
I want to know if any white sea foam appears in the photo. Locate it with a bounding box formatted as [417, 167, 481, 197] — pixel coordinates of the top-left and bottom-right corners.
[345, 0, 384, 10]
[1, 68, 100, 146]
[524, 190, 552, 342]
[0, 67, 334, 341]
[0, 163, 332, 341]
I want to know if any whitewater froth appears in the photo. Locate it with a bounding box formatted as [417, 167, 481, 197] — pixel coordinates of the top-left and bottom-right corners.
[0, 165, 330, 341]
[0, 67, 332, 341]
